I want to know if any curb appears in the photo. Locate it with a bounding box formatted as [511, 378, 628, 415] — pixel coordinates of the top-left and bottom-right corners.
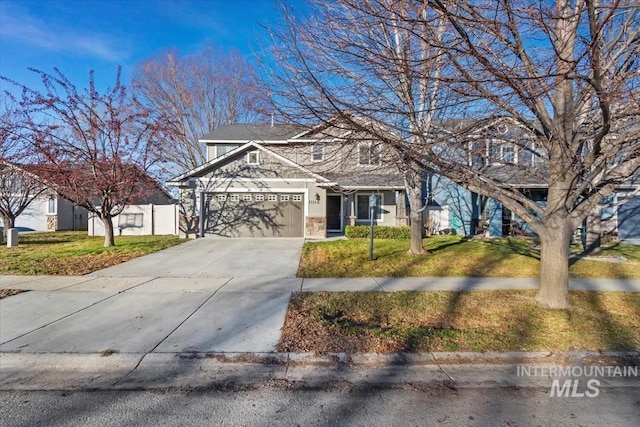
[2, 351, 639, 391]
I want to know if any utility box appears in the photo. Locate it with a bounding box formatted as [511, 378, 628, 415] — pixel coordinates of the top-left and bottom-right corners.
[7, 228, 18, 247]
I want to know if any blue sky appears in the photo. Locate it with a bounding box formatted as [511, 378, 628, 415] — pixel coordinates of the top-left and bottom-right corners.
[0, 0, 289, 94]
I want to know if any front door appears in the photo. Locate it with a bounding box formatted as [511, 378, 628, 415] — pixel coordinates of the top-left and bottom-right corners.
[327, 195, 342, 231]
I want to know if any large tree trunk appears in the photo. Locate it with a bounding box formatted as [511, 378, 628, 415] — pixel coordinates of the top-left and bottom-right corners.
[583, 206, 602, 255]
[101, 216, 116, 247]
[536, 215, 572, 309]
[2, 215, 15, 237]
[406, 183, 426, 254]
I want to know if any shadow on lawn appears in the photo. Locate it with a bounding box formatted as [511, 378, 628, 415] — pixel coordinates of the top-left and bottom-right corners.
[481, 237, 541, 261]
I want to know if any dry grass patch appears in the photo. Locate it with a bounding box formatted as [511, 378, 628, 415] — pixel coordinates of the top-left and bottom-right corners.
[278, 291, 640, 353]
[0, 231, 185, 275]
[297, 236, 640, 279]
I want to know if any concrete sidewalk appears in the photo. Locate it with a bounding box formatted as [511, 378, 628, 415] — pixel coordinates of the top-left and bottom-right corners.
[2, 274, 640, 391]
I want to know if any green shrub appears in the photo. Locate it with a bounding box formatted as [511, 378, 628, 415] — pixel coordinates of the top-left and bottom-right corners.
[345, 225, 412, 239]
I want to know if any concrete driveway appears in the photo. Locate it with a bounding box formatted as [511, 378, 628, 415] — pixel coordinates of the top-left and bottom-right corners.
[1, 238, 305, 355]
[90, 237, 305, 277]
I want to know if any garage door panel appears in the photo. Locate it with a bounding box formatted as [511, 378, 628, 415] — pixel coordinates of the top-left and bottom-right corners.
[203, 193, 303, 238]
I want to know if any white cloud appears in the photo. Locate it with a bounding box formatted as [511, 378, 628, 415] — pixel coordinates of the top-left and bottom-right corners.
[0, 3, 131, 62]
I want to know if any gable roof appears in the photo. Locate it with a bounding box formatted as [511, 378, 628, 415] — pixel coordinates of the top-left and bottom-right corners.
[167, 141, 332, 185]
[5, 161, 173, 200]
[199, 124, 305, 143]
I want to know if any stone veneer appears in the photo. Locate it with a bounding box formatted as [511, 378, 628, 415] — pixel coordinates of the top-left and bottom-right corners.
[46, 215, 58, 231]
[305, 216, 327, 238]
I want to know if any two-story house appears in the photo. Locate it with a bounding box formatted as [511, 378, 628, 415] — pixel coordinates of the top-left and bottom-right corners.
[167, 121, 409, 238]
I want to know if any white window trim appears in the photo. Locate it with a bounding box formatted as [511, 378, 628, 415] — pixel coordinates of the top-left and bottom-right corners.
[355, 193, 383, 221]
[247, 151, 260, 165]
[358, 142, 380, 166]
[311, 145, 325, 162]
[46, 197, 57, 215]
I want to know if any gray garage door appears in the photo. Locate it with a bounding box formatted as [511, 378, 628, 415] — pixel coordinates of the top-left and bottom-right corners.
[618, 196, 640, 240]
[203, 192, 304, 237]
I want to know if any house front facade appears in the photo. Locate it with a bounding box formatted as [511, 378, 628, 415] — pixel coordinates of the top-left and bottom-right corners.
[168, 123, 409, 238]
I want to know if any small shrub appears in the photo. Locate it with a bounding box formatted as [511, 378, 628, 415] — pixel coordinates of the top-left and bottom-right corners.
[345, 225, 412, 239]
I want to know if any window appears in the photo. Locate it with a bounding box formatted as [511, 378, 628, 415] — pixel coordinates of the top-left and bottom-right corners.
[47, 197, 57, 215]
[118, 213, 143, 228]
[292, 194, 303, 202]
[281, 195, 290, 202]
[358, 143, 380, 165]
[356, 194, 382, 220]
[216, 194, 227, 202]
[267, 194, 277, 201]
[488, 140, 517, 164]
[229, 194, 239, 202]
[243, 194, 252, 201]
[255, 194, 265, 202]
[501, 146, 515, 163]
[247, 151, 260, 165]
[312, 145, 325, 161]
[215, 144, 239, 158]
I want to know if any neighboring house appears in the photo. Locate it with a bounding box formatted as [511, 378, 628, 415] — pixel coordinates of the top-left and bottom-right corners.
[6, 165, 174, 234]
[168, 119, 639, 241]
[428, 117, 640, 241]
[13, 192, 89, 232]
[168, 122, 408, 238]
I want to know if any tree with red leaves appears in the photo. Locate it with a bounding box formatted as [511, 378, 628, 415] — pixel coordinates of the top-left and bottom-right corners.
[2, 67, 172, 247]
[0, 102, 47, 236]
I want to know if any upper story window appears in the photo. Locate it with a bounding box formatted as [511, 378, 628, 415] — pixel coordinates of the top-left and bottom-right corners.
[312, 145, 325, 162]
[358, 143, 380, 166]
[247, 151, 260, 165]
[47, 197, 57, 215]
[487, 139, 517, 165]
[215, 144, 239, 158]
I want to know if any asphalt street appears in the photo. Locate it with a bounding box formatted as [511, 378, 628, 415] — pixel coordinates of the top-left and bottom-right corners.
[1, 387, 639, 426]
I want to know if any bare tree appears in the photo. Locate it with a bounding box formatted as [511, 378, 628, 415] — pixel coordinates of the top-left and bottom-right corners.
[0, 104, 46, 235]
[416, 0, 639, 307]
[132, 43, 270, 172]
[267, 0, 450, 254]
[2, 67, 170, 247]
[269, 0, 639, 308]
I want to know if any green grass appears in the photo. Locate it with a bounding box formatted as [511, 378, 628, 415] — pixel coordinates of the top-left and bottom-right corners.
[297, 236, 640, 279]
[278, 290, 640, 353]
[0, 231, 185, 275]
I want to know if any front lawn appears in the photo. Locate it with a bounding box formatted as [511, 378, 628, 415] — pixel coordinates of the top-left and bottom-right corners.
[278, 290, 640, 353]
[0, 231, 185, 275]
[297, 236, 640, 279]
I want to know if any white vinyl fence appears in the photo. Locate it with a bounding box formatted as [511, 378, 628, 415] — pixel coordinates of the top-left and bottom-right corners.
[88, 204, 179, 236]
